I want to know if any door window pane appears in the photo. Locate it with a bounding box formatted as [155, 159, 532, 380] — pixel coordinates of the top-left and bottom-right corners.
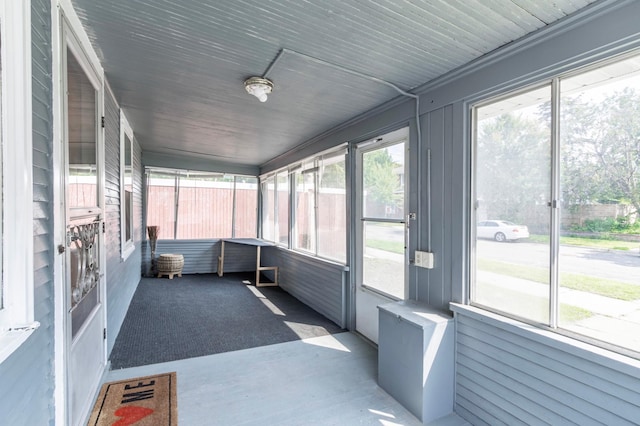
[363, 143, 405, 219]
[474, 86, 552, 324]
[363, 221, 405, 299]
[67, 48, 98, 210]
[361, 138, 406, 299]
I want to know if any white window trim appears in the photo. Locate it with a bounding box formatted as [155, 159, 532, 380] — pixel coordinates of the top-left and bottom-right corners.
[0, 0, 38, 364]
[120, 110, 135, 260]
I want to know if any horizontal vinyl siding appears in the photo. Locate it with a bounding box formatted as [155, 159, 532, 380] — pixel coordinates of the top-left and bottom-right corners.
[104, 89, 142, 353]
[0, 1, 55, 424]
[262, 249, 347, 328]
[454, 309, 640, 426]
[142, 239, 220, 275]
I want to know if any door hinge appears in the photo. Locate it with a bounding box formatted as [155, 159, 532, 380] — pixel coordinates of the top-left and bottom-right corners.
[103, 328, 107, 340]
[102, 222, 106, 233]
[101, 116, 105, 128]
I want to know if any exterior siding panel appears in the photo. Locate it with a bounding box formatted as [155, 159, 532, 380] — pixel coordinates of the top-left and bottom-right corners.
[104, 88, 142, 353]
[454, 309, 640, 425]
[262, 249, 347, 328]
[0, 1, 56, 424]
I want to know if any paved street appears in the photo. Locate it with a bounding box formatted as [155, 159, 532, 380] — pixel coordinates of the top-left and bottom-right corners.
[478, 240, 640, 284]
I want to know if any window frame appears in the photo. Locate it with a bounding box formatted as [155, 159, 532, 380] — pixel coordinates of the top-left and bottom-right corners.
[119, 110, 135, 260]
[470, 49, 640, 359]
[146, 167, 258, 239]
[260, 145, 348, 265]
[0, 0, 36, 364]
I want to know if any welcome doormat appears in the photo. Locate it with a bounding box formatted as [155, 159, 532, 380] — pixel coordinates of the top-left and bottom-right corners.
[87, 372, 177, 426]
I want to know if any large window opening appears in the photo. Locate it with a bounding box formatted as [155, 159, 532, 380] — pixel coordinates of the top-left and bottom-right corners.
[260, 147, 347, 264]
[472, 51, 640, 357]
[146, 168, 257, 239]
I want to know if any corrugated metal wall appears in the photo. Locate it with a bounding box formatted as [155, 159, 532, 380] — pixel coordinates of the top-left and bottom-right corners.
[454, 309, 640, 425]
[0, 0, 56, 424]
[103, 87, 143, 353]
[262, 248, 347, 328]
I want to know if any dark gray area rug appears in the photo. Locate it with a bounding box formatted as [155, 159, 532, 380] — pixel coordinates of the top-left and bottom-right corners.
[109, 273, 343, 369]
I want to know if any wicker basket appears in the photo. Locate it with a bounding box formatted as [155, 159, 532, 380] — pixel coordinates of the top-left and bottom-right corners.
[157, 254, 184, 279]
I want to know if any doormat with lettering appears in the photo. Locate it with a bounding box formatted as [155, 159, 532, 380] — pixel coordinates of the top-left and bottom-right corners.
[87, 372, 177, 426]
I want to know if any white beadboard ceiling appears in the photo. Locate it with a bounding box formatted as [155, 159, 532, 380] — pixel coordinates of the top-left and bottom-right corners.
[70, 0, 599, 167]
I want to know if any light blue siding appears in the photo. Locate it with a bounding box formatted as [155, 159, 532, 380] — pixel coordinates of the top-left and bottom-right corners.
[104, 87, 143, 353]
[454, 308, 640, 425]
[262, 248, 348, 328]
[0, 1, 55, 424]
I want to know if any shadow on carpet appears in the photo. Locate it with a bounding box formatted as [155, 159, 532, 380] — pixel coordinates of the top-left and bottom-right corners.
[109, 273, 344, 369]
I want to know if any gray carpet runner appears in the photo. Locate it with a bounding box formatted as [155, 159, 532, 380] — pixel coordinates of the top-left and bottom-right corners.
[109, 273, 343, 369]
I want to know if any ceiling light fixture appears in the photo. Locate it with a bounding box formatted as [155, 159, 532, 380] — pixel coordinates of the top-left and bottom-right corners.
[244, 76, 274, 102]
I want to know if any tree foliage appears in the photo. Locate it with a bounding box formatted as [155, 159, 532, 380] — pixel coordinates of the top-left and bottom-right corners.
[476, 112, 550, 223]
[478, 87, 640, 226]
[560, 88, 640, 215]
[363, 148, 401, 206]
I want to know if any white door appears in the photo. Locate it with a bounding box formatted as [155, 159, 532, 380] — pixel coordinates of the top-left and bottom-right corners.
[62, 26, 106, 426]
[354, 128, 408, 343]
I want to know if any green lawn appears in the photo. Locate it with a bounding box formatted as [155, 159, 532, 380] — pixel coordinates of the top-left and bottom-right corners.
[528, 234, 640, 251]
[366, 239, 404, 254]
[476, 280, 593, 323]
[478, 258, 640, 301]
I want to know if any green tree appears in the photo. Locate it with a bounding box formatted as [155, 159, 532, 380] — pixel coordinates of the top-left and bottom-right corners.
[560, 88, 640, 216]
[363, 148, 400, 206]
[476, 112, 550, 224]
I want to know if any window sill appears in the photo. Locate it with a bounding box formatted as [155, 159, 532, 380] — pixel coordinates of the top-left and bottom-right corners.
[121, 243, 135, 261]
[0, 322, 40, 365]
[279, 246, 349, 271]
[450, 303, 640, 373]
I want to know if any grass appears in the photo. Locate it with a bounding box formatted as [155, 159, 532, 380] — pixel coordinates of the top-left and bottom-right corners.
[366, 239, 404, 254]
[476, 280, 593, 323]
[478, 258, 640, 301]
[528, 234, 639, 251]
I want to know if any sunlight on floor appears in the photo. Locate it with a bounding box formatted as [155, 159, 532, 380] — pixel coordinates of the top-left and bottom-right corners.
[301, 333, 352, 352]
[245, 284, 286, 315]
[379, 420, 406, 426]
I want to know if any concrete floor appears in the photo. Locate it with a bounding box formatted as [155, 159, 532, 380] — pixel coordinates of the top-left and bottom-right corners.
[102, 332, 469, 425]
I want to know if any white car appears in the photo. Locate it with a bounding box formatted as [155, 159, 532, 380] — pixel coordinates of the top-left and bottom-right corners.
[477, 220, 530, 242]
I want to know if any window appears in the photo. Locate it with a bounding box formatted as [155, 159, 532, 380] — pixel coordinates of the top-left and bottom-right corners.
[146, 168, 257, 239]
[261, 175, 275, 241]
[233, 176, 259, 238]
[120, 111, 134, 259]
[276, 171, 289, 245]
[318, 151, 346, 262]
[294, 161, 317, 253]
[472, 52, 640, 357]
[260, 147, 347, 263]
[0, 0, 36, 362]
